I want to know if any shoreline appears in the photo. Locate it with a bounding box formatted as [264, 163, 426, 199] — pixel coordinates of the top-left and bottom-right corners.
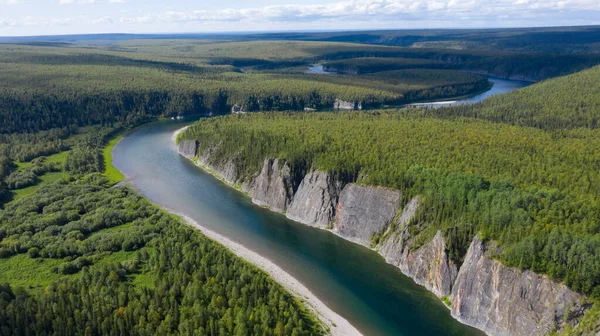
[172, 126, 362, 336]
[168, 210, 362, 336]
[173, 125, 492, 336]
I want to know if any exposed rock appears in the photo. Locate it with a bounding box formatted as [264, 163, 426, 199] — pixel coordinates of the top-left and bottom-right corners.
[286, 170, 341, 228]
[250, 158, 295, 213]
[193, 144, 238, 185]
[378, 198, 458, 297]
[333, 99, 362, 110]
[177, 140, 593, 336]
[334, 184, 400, 246]
[177, 140, 198, 159]
[451, 236, 586, 336]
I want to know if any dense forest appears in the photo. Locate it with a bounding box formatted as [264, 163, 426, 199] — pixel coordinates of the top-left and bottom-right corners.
[0, 117, 322, 335]
[0, 178, 321, 335]
[180, 65, 600, 301]
[1, 32, 600, 334]
[1, 39, 599, 134]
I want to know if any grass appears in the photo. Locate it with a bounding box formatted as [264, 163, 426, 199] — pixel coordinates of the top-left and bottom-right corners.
[441, 296, 452, 307]
[0, 254, 63, 288]
[12, 171, 69, 200]
[102, 129, 126, 185]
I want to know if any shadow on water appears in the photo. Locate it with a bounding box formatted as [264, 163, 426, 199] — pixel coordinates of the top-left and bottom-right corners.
[113, 120, 485, 336]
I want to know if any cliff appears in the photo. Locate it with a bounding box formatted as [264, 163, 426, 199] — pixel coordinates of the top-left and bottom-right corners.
[334, 184, 400, 246]
[177, 140, 590, 336]
[451, 237, 586, 336]
[177, 140, 198, 159]
[286, 170, 340, 228]
[248, 158, 295, 213]
[379, 200, 458, 297]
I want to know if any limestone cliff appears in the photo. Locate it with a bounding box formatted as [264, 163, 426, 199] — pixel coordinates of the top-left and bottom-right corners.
[177, 143, 590, 336]
[286, 170, 341, 228]
[379, 199, 458, 297]
[334, 184, 401, 246]
[177, 140, 198, 159]
[451, 237, 587, 336]
[248, 158, 295, 213]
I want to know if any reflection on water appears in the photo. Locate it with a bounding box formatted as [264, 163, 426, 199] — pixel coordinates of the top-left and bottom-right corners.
[113, 121, 485, 336]
[113, 73, 529, 335]
[406, 77, 531, 108]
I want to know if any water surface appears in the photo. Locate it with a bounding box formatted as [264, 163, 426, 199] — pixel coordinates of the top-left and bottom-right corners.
[113, 76, 528, 335]
[113, 120, 485, 336]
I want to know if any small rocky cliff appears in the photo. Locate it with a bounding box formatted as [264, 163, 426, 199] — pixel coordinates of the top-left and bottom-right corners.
[178, 139, 589, 336]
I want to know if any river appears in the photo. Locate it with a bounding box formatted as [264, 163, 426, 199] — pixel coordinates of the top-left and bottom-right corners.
[306, 65, 531, 108]
[112, 78, 529, 335]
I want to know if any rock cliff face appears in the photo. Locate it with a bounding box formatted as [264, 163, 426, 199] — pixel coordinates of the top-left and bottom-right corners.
[451, 237, 586, 336]
[334, 184, 401, 246]
[379, 204, 458, 298]
[286, 170, 340, 228]
[177, 140, 198, 159]
[177, 143, 589, 336]
[248, 158, 295, 213]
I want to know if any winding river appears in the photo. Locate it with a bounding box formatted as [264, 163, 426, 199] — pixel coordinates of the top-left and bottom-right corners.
[113, 79, 529, 336]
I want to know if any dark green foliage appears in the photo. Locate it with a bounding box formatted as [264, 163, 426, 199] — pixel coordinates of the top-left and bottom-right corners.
[0, 179, 321, 335]
[323, 57, 446, 74]
[417, 65, 600, 131]
[64, 132, 108, 175]
[180, 66, 600, 297]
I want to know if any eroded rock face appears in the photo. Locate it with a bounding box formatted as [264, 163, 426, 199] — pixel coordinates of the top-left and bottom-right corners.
[193, 144, 238, 185]
[451, 237, 586, 336]
[177, 142, 592, 335]
[177, 140, 198, 159]
[334, 184, 401, 246]
[286, 170, 341, 228]
[250, 158, 295, 213]
[380, 230, 458, 298]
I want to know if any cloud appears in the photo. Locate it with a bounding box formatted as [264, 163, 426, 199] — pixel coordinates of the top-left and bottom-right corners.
[116, 0, 600, 26]
[0, 0, 24, 4]
[59, 0, 95, 4]
[2, 0, 600, 34]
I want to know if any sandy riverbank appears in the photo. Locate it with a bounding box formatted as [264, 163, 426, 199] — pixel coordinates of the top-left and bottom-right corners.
[171, 126, 362, 336]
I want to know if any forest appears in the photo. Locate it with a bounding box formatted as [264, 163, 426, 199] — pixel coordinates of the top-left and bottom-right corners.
[180, 65, 600, 301]
[0, 125, 322, 335]
[1, 31, 600, 335]
[1, 38, 599, 134]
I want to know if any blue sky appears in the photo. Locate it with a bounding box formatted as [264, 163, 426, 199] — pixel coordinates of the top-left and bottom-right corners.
[1, 0, 599, 36]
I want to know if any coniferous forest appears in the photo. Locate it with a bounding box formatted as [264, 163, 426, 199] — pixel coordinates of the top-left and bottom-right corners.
[1, 27, 600, 335]
[180, 65, 600, 301]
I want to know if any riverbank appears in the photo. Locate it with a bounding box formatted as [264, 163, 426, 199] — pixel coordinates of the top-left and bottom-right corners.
[169, 211, 362, 336]
[168, 126, 362, 336]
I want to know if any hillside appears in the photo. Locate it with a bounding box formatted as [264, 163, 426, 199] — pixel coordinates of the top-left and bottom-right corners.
[180, 66, 600, 306]
[421, 65, 600, 130]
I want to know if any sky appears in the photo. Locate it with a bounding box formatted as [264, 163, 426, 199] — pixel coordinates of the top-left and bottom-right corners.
[1, 0, 599, 36]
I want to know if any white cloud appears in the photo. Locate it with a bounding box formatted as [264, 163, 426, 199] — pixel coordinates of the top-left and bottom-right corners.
[2, 0, 600, 35]
[116, 0, 600, 26]
[0, 0, 24, 4]
[59, 0, 96, 4]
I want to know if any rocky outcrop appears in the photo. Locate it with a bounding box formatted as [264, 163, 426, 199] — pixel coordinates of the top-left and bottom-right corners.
[177, 141, 590, 336]
[379, 198, 458, 297]
[177, 140, 198, 159]
[249, 158, 295, 213]
[286, 170, 341, 228]
[193, 144, 238, 185]
[451, 237, 586, 336]
[334, 184, 401, 246]
[333, 99, 362, 110]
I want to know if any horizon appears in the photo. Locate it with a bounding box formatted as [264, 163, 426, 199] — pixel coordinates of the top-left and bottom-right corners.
[1, 24, 599, 39]
[1, 0, 599, 37]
